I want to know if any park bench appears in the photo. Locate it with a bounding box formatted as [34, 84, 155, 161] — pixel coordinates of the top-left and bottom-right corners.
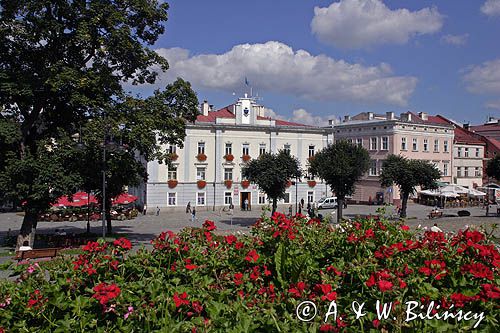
[428, 211, 443, 219]
[14, 248, 60, 261]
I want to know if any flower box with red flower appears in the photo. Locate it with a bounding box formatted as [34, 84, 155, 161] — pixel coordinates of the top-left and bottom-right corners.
[169, 152, 179, 161]
[241, 180, 250, 188]
[196, 153, 207, 162]
[168, 179, 178, 188]
[224, 154, 234, 162]
[242, 154, 251, 162]
[308, 180, 316, 187]
[197, 180, 207, 189]
[286, 180, 292, 188]
[307, 156, 315, 163]
[224, 179, 233, 188]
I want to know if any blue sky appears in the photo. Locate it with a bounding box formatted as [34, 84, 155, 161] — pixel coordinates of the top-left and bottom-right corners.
[134, 0, 500, 125]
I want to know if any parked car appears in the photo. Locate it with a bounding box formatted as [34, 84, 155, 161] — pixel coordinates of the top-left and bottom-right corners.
[317, 197, 338, 209]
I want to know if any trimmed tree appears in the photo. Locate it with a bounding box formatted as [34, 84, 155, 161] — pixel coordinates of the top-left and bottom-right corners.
[309, 140, 370, 223]
[486, 155, 500, 182]
[242, 151, 301, 215]
[380, 155, 441, 218]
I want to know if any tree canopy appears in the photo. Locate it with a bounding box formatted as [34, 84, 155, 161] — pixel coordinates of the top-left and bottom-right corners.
[309, 140, 370, 222]
[242, 151, 301, 215]
[0, 1, 199, 247]
[380, 154, 441, 218]
[486, 155, 500, 181]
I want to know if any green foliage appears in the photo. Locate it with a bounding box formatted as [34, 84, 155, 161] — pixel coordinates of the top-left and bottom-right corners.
[486, 155, 500, 181]
[242, 151, 301, 214]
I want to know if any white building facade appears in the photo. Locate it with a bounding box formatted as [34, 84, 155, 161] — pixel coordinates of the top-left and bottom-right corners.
[144, 96, 330, 211]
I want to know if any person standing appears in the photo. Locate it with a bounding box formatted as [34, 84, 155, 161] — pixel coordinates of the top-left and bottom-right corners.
[288, 205, 293, 217]
[244, 198, 249, 211]
[300, 198, 305, 209]
[142, 204, 147, 215]
[191, 207, 196, 222]
[186, 202, 191, 214]
[156, 206, 160, 216]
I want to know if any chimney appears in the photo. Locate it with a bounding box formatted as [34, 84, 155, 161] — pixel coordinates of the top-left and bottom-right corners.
[328, 119, 335, 126]
[401, 112, 412, 122]
[343, 115, 351, 122]
[367, 112, 374, 120]
[386, 112, 395, 120]
[418, 112, 428, 121]
[201, 100, 209, 116]
[463, 123, 470, 130]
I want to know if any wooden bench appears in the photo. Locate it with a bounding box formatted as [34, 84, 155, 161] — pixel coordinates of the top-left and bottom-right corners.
[428, 211, 443, 219]
[14, 248, 60, 261]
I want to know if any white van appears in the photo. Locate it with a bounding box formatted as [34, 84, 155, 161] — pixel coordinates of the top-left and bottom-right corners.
[317, 197, 338, 209]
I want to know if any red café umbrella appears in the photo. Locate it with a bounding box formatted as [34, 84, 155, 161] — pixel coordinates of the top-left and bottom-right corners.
[52, 192, 98, 207]
[112, 193, 138, 205]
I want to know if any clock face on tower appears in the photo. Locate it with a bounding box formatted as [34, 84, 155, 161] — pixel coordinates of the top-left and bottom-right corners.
[243, 107, 249, 117]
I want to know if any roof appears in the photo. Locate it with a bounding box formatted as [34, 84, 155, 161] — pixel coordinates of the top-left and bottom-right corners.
[407, 112, 453, 127]
[195, 105, 311, 127]
[426, 115, 485, 145]
[470, 122, 500, 133]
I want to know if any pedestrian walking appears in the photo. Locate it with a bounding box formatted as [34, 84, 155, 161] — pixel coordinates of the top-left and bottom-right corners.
[142, 204, 147, 215]
[244, 198, 249, 211]
[156, 206, 160, 216]
[288, 205, 293, 217]
[300, 198, 304, 208]
[186, 202, 191, 214]
[191, 207, 196, 222]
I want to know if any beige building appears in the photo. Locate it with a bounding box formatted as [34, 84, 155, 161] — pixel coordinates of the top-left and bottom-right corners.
[332, 111, 454, 205]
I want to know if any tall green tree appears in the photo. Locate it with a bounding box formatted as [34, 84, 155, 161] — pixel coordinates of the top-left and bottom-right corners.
[242, 151, 301, 215]
[486, 155, 500, 182]
[380, 155, 441, 218]
[309, 140, 370, 223]
[0, 0, 182, 248]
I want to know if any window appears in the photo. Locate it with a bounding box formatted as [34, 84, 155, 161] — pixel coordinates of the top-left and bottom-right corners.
[258, 193, 266, 204]
[224, 192, 232, 205]
[443, 163, 448, 176]
[167, 167, 177, 180]
[464, 167, 469, 177]
[283, 192, 290, 204]
[225, 143, 232, 156]
[196, 167, 206, 180]
[464, 148, 469, 157]
[370, 137, 377, 150]
[307, 191, 314, 204]
[356, 138, 363, 147]
[457, 148, 462, 158]
[308, 145, 315, 157]
[224, 168, 233, 180]
[168, 193, 176, 206]
[475, 148, 480, 158]
[305, 173, 314, 181]
[259, 144, 266, 156]
[412, 138, 418, 151]
[423, 139, 429, 152]
[283, 144, 291, 154]
[168, 145, 176, 154]
[457, 167, 462, 177]
[369, 160, 377, 176]
[197, 192, 205, 206]
[401, 137, 407, 150]
[434, 139, 439, 152]
[381, 137, 388, 150]
[475, 167, 481, 177]
[444, 140, 449, 152]
[197, 142, 205, 155]
[242, 143, 249, 156]
[347, 138, 353, 144]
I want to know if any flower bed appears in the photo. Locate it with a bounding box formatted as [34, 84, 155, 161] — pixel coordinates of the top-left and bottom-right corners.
[0, 214, 498, 332]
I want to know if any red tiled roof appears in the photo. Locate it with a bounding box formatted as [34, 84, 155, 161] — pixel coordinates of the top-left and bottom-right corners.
[407, 112, 452, 126]
[196, 106, 235, 123]
[470, 123, 500, 133]
[431, 115, 485, 145]
[196, 105, 311, 127]
[488, 137, 500, 150]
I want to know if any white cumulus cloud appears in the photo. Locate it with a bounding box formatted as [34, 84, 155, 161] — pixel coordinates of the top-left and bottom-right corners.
[267, 108, 339, 126]
[485, 100, 500, 110]
[441, 34, 469, 46]
[463, 58, 500, 94]
[481, 0, 500, 16]
[311, 0, 444, 49]
[154, 41, 417, 106]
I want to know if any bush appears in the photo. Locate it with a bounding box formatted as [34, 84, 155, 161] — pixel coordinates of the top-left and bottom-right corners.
[0, 215, 498, 332]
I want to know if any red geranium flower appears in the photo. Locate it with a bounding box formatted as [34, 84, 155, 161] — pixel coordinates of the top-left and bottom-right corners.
[225, 235, 237, 245]
[245, 249, 260, 263]
[481, 284, 500, 299]
[83, 241, 107, 253]
[173, 292, 189, 307]
[185, 264, 198, 270]
[202, 220, 216, 231]
[92, 283, 121, 305]
[377, 280, 393, 292]
[401, 225, 410, 231]
[113, 237, 132, 250]
[462, 262, 494, 280]
[319, 324, 335, 332]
